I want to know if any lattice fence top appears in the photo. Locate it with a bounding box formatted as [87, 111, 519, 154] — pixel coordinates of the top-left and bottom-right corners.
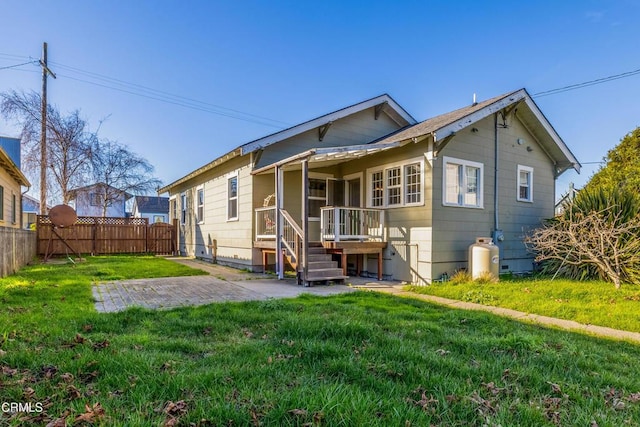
[38, 216, 149, 226]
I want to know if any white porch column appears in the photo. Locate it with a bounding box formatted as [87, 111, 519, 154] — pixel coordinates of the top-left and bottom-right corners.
[275, 165, 284, 280]
[301, 159, 309, 285]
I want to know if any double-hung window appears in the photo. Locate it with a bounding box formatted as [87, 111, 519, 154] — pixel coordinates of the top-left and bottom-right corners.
[180, 193, 187, 224]
[196, 187, 205, 223]
[517, 165, 534, 202]
[228, 176, 238, 221]
[443, 156, 483, 208]
[367, 159, 423, 208]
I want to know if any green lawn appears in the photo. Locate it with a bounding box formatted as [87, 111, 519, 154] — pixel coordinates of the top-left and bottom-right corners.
[407, 276, 640, 333]
[2, 257, 640, 425]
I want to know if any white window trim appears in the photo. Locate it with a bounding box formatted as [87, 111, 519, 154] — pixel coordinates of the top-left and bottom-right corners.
[227, 174, 239, 222]
[196, 185, 205, 224]
[442, 156, 484, 209]
[517, 165, 534, 203]
[366, 157, 425, 209]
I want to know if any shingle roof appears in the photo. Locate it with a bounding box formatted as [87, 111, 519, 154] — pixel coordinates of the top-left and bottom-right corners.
[134, 196, 169, 214]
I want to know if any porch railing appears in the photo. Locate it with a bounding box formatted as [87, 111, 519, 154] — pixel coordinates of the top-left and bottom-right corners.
[281, 209, 302, 269]
[320, 207, 385, 242]
[255, 206, 276, 240]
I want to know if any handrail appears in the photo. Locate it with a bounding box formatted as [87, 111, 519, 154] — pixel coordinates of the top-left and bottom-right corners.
[320, 206, 385, 242]
[280, 209, 302, 269]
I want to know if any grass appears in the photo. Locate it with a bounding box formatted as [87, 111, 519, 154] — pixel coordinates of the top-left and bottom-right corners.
[1, 257, 640, 425]
[407, 275, 640, 333]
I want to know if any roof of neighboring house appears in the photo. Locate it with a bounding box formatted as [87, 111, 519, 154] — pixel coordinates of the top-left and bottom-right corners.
[68, 183, 134, 200]
[133, 196, 169, 214]
[158, 94, 416, 194]
[0, 145, 30, 187]
[376, 88, 581, 175]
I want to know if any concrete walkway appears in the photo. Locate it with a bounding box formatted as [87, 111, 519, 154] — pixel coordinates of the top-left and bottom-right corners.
[92, 257, 640, 344]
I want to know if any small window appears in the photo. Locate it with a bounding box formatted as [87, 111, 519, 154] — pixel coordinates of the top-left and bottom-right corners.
[228, 176, 238, 220]
[517, 165, 534, 202]
[197, 187, 204, 223]
[0, 185, 4, 221]
[404, 163, 421, 204]
[89, 193, 102, 206]
[181, 193, 187, 224]
[443, 156, 483, 208]
[153, 215, 165, 223]
[11, 194, 16, 224]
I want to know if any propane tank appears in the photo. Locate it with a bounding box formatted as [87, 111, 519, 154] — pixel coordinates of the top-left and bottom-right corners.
[468, 237, 499, 280]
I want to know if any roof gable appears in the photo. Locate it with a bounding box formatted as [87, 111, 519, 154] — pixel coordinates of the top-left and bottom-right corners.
[133, 196, 169, 213]
[377, 89, 580, 175]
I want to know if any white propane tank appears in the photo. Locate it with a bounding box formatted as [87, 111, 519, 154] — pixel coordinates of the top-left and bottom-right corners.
[468, 237, 499, 280]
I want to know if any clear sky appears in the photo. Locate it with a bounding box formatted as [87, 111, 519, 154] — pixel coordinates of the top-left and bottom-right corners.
[1, 1, 639, 200]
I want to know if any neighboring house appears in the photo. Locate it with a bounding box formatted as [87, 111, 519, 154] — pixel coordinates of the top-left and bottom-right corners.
[131, 195, 169, 223]
[22, 193, 50, 229]
[0, 137, 30, 229]
[159, 90, 580, 285]
[68, 183, 132, 217]
[555, 182, 579, 215]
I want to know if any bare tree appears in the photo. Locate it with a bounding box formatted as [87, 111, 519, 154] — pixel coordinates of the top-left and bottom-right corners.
[1, 90, 96, 204]
[524, 208, 640, 288]
[91, 139, 162, 217]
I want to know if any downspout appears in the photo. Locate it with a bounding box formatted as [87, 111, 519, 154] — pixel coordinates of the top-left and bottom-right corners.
[493, 113, 503, 244]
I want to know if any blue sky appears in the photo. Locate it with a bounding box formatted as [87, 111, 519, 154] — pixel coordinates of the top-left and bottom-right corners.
[1, 1, 639, 199]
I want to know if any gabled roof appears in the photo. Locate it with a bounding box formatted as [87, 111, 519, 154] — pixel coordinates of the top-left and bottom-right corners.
[0, 146, 30, 187]
[133, 196, 169, 214]
[376, 88, 581, 175]
[158, 94, 415, 194]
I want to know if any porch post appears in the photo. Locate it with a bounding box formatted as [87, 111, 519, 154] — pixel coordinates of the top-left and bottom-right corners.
[275, 166, 284, 280]
[301, 159, 309, 285]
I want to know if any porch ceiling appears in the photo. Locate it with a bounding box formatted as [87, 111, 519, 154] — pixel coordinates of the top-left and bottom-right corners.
[251, 142, 400, 174]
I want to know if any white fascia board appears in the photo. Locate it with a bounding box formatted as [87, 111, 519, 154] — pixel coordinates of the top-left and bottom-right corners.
[241, 95, 414, 155]
[433, 90, 527, 142]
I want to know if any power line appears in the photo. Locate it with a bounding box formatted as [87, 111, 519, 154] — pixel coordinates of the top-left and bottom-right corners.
[0, 60, 38, 71]
[533, 67, 640, 98]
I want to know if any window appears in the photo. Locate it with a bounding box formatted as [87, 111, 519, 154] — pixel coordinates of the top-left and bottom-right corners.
[0, 185, 4, 221]
[153, 215, 165, 223]
[443, 156, 483, 208]
[405, 163, 422, 204]
[89, 192, 102, 206]
[517, 165, 534, 202]
[370, 171, 383, 207]
[228, 176, 238, 220]
[197, 187, 204, 223]
[386, 167, 402, 206]
[308, 178, 327, 219]
[11, 194, 16, 224]
[181, 193, 187, 224]
[368, 159, 423, 208]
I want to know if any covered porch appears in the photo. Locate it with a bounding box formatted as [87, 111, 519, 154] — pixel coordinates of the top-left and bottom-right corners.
[252, 143, 397, 285]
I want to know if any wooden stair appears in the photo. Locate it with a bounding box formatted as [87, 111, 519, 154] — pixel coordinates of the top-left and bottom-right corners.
[299, 242, 348, 286]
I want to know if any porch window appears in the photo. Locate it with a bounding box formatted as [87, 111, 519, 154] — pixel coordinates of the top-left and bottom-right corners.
[386, 167, 402, 206]
[405, 162, 421, 204]
[517, 165, 533, 202]
[443, 156, 483, 208]
[370, 171, 383, 207]
[228, 176, 238, 220]
[197, 187, 205, 223]
[367, 158, 423, 208]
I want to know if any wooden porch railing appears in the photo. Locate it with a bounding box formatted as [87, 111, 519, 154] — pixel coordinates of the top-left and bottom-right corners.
[280, 209, 302, 270]
[255, 206, 276, 239]
[320, 207, 385, 242]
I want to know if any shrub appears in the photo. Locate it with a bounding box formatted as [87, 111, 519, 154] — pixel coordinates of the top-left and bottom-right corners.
[525, 186, 640, 288]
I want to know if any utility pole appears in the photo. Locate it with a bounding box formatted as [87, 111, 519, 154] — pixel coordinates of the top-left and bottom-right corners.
[39, 42, 56, 215]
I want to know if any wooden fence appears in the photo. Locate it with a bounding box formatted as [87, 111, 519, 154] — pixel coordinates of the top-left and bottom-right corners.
[37, 216, 177, 256]
[0, 227, 37, 277]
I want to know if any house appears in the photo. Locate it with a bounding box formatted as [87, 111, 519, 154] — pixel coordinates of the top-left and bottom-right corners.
[22, 193, 49, 229]
[555, 182, 579, 215]
[0, 136, 30, 229]
[68, 183, 132, 217]
[158, 89, 580, 285]
[131, 195, 169, 223]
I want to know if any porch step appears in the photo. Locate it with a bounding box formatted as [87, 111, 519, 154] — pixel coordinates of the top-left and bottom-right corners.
[308, 260, 338, 269]
[308, 254, 332, 262]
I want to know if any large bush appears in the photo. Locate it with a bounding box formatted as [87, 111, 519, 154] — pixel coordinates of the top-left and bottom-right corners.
[525, 186, 640, 288]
